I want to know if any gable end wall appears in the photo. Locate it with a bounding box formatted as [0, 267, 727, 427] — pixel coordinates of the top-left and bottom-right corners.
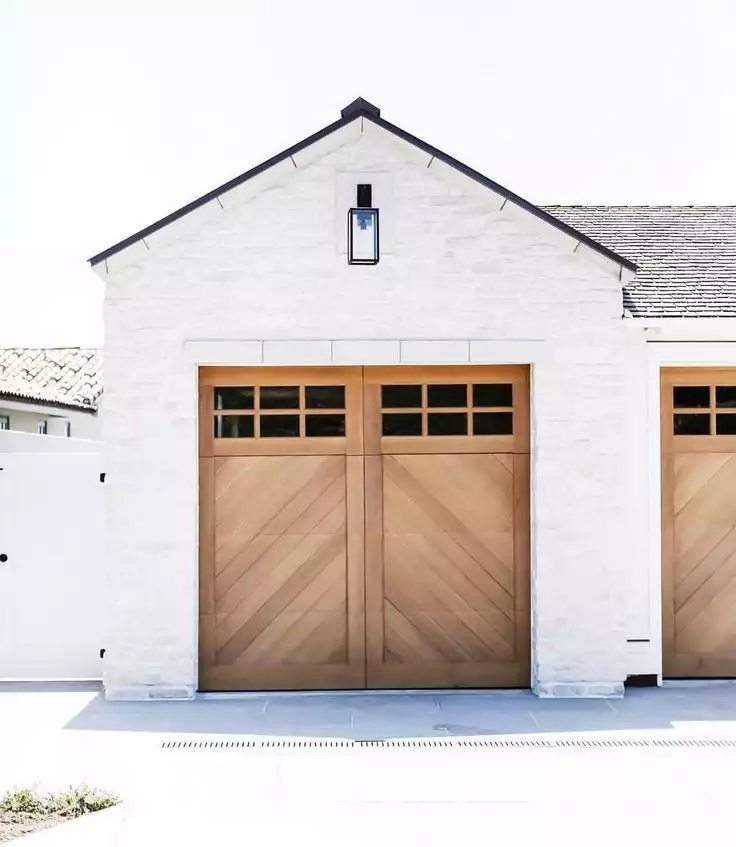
[101, 127, 651, 698]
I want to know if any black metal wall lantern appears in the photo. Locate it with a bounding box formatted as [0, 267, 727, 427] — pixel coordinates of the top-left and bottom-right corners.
[348, 183, 379, 265]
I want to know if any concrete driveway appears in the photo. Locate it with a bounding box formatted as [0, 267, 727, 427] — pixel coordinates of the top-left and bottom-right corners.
[2, 682, 736, 845]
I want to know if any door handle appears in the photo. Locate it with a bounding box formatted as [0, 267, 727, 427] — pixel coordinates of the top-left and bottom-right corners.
[0, 554, 7, 563]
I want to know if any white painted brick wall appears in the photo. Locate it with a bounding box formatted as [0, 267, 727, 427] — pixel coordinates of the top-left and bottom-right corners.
[100, 123, 651, 699]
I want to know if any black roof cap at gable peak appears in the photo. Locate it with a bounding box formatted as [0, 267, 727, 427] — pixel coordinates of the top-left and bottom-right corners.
[88, 98, 636, 272]
[341, 97, 380, 119]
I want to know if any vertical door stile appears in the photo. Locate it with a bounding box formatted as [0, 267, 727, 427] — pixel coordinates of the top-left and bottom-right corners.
[363, 371, 384, 680]
[345, 370, 366, 677]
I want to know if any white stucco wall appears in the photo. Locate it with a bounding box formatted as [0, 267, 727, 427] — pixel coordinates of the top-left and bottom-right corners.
[0, 429, 101, 454]
[98, 118, 651, 699]
[0, 443, 104, 679]
[0, 399, 100, 440]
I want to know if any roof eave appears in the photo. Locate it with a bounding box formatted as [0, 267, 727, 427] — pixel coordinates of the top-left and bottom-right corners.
[88, 111, 357, 266]
[365, 113, 637, 272]
[88, 104, 637, 274]
[0, 391, 99, 414]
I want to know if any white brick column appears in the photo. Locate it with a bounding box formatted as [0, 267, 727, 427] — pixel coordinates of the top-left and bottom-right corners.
[101, 332, 199, 700]
[530, 353, 628, 697]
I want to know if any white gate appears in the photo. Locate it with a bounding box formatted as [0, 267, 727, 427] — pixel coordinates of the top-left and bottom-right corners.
[0, 442, 104, 679]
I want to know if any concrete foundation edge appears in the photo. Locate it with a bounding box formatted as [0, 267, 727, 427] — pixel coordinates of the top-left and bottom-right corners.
[104, 685, 196, 701]
[534, 681, 625, 698]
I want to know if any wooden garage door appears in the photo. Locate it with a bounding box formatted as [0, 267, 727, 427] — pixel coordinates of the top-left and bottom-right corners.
[662, 368, 736, 677]
[198, 368, 366, 690]
[198, 365, 530, 690]
[363, 367, 530, 688]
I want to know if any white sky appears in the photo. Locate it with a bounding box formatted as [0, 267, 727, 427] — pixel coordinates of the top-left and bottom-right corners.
[2, 0, 735, 346]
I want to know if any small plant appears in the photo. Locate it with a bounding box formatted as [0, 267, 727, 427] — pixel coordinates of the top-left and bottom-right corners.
[48, 786, 118, 818]
[0, 784, 118, 818]
[0, 787, 46, 816]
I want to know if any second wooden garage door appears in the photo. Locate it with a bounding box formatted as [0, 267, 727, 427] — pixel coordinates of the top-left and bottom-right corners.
[199, 366, 530, 690]
[662, 368, 736, 677]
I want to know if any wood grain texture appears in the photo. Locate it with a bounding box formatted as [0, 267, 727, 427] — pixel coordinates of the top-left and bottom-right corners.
[200, 366, 363, 456]
[366, 453, 529, 688]
[364, 455, 385, 670]
[661, 368, 736, 453]
[198, 454, 365, 690]
[661, 368, 736, 678]
[199, 365, 530, 691]
[663, 452, 736, 677]
[363, 365, 529, 455]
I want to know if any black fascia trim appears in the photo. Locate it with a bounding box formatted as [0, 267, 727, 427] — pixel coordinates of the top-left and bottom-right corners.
[365, 113, 638, 272]
[88, 106, 637, 273]
[88, 112, 356, 266]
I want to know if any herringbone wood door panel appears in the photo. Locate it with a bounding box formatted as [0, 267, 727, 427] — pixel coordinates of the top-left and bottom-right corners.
[199, 454, 365, 690]
[366, 452, 530, 688]
[663, 452, 736, 677]
[199, 365, 529, 691]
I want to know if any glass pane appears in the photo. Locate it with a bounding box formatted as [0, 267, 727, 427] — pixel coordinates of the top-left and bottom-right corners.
[305, 385, 345, 409]
[427, 384, 467, 408]
[473, 384, 513, 408]
[382, 384, 422, 408]
[260, 386, 299, 409]
[382, 413, 422, 436]
[214, 386, 254, 410]
[673, 413, 710, 435]
[305, 414, 345, 437]
[260, 414, 300, 437]
[716, 414, 736, 435]
[428, 412, 467, 435]
[473, 412, 513, 435]
[673, 386, 709, 409]
[214, 414, 254, 438]
[716, 386, 736, 408]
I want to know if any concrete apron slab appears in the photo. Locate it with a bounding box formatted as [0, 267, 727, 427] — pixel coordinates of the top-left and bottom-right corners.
[5, 806, 126, 846]
[2, 685, 736, 846]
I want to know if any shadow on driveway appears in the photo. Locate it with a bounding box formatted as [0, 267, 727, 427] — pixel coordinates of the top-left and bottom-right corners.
[49, 683, 736, 740]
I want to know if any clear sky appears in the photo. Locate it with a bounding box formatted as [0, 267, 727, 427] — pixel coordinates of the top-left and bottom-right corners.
[2, 0, 734, 346]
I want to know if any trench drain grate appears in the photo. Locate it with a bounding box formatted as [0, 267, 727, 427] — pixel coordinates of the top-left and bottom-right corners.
[160, 737, 736, 750]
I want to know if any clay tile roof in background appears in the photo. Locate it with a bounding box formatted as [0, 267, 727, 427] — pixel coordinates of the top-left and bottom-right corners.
[0, 348, 102, 412]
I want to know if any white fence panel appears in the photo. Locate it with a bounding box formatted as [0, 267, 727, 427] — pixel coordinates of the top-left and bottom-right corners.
[0, 448, 104, 679]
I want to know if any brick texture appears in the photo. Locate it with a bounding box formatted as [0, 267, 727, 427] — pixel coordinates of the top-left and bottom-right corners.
[100, 125, 650, 699]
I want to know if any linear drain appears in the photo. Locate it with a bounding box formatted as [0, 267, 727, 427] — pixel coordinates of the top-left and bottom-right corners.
[161, 737, 736, 750]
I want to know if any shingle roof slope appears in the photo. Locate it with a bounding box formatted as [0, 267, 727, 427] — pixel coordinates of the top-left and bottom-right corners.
[0, 348, 102, 411]
[543, 206, 736, 318]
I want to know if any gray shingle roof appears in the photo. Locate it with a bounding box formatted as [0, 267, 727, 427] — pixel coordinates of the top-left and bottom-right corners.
[0, 348, 102, 412]
[543, 206, 736, 318]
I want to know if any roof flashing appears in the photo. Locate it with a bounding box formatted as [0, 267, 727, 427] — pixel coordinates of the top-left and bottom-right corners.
[341, 97, 380, 119]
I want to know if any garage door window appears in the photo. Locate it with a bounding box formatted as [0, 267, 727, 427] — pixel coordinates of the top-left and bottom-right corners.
[672, 384, 736, 436]
[381, 382, 513, 436]
[214, 385, 346, 438]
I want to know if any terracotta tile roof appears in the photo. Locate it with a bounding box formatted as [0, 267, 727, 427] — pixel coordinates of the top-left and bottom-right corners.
[544, 206, 736, 318]
[0, 348, 102, 412]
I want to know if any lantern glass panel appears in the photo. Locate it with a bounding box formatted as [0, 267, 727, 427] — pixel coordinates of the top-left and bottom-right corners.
[348, 208, 379, 264]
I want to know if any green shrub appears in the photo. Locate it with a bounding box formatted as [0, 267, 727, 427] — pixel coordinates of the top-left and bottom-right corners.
[0, 784, 118, 819]
[0, 787, 47, 815]
[48, 786, 119, 818]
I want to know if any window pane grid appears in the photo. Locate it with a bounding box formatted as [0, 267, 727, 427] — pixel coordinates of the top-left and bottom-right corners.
[672, 383, 736, 436]
[381, 382, 514, 437]
[214, 384, 346, 439]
